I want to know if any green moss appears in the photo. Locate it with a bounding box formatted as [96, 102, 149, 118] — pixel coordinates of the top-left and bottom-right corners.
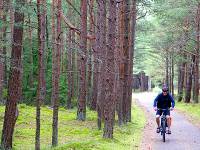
[0, 103, 145, 150]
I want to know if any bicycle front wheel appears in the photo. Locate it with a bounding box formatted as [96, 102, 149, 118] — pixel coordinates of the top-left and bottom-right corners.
[162, 123, 166, 142]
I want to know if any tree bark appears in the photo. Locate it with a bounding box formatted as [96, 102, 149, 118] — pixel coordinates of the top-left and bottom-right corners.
[91, 0, 101, 111]
[96, 0, 106, 129]
[28, 0, 34, 88]
[165, 50, 169, 87]
[193, 3, 200, 103]
[0, 0, 4, 104]
[87, 0, 95, 108]
[177, 55, 186, 102]
[169, 55, 172, 93]
[171, 54, 174, 97]
[3, 0, 8, 90]
[127, 0, 136, 122]
[71, 30, 76, 98]
[60, 31, 64, 73]
[66, 29, 73, 109]
[9, 0, 14, 41]
[36, 0, 46, 149]
[0, 0, 8, 104]
[184, 55, 193, 103]
[1, 0, 24, 149]
[2, 0, 11, 99]
[103, 0, 116, 139]
[115, 2, 123, 126]
[179, 17, 189, 102]
[52, 0, 61, 146]
[66, 1, 73, 109]
[51, 0, 56, 107]
[122, 0, 130, 123]
[77, 0, 87, 121]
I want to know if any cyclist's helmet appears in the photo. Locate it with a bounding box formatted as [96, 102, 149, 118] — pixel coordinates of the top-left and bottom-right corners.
[162, 85, 168, 92]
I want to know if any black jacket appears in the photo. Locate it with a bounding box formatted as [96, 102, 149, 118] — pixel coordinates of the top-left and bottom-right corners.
[153, 93, 175, 109]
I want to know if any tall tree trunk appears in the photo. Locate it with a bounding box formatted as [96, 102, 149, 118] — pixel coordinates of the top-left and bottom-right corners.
[71, 30, 76, 98]
[66, 1, 72, 109]
[119, 0, 125, 124]
[115, 2, 123, 126]
[103, 0, 116, 139]
[178, 55, 186, 102]
[3, 4, 7, 92]
[122, 0, 130, 123]
[171, 54, 174, 97]
[87, 0, 94, 108]
[90, 0, 101, 111]
[52, 0, 61, 146]
[127, 0, 137, 122]
[0, 0, 8, 104]
[120, 0, 133, 123]
[75, 32, 79, 101]
[1, 0, 24, 149]
[179, 17, 189, 102]
[46, 15, 49, 51]
[2, 0, 10, 95]
[91, 53, 98, 110]
[185, 55, 193, 103]
[28, 0, 34, 88]
[96, 0, 106, 129]
[77, 0, 87, 121]
[66, 29, 72, 109]
[177, 62, 182, 100]
[193, 3, 200, 103]
[10, 0, 14, 41]
[45, 14, 51, 89]
[183, 58, 187, 90]
[165, 50, 169, 87]
[51, 0, 56, 106]
[0, 0, 4, 104]
[169, 55, 172, 93]
[36, 0, 46, 149]
[60, 32, 64, 73]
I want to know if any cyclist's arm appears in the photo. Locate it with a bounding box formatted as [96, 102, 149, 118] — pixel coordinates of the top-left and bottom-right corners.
[153, 94, 160, 107]
[169, 94, 175, 108]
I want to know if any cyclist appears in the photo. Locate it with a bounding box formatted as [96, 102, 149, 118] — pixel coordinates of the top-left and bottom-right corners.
[153, 85, 175, 134]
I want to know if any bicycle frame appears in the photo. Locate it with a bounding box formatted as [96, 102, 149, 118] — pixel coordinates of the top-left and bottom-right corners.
[158, 108, 170, 142]
[161, 114, 167, 142]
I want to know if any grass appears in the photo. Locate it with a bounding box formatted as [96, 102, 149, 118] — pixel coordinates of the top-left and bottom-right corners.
[175, 101, 200, 123]
[0, 103, 145, 150]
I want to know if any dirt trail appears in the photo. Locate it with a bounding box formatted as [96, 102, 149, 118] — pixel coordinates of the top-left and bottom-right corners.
[134, 92, 200, 150]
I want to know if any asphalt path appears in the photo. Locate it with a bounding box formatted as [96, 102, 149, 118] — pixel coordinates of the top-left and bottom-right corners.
[134, 92, 200, 150]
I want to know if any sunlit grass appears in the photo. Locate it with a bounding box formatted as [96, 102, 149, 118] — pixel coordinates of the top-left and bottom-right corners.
[0, 103, 145, 150]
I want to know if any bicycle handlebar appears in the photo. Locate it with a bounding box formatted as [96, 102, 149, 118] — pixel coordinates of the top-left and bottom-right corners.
[157, 108, 172, 111]
[157, 108, 170, 111]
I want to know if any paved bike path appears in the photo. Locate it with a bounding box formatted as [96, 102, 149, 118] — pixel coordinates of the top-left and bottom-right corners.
[134, 92, 200, 150]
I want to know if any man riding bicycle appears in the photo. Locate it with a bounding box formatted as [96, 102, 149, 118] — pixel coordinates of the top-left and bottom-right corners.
[153, 85, 175, 134]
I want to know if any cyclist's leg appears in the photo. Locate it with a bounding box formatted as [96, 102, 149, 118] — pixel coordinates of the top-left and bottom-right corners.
[156, 110, 161, 127]
[156, 110, 162, 133]
[165, 110, 171, 134]
[168, 116, 172, 126]
[156, 115, 160, 127]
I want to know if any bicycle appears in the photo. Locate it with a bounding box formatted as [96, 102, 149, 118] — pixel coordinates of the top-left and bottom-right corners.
[157, 108, 171, 142]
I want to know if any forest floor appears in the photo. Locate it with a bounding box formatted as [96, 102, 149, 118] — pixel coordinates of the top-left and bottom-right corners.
[135, 92, 200, 150]
[0, 102, 145, 150]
